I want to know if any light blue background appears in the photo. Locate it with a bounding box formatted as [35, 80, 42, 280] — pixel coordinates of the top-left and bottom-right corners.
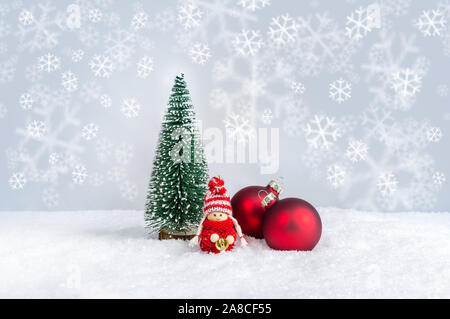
[0, 0, 448, 211]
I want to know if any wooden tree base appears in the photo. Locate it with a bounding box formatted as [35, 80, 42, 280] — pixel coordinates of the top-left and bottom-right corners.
[158, 227, 196, 241]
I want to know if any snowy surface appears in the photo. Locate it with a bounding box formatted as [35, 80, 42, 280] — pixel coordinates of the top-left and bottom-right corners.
[1, 208, 449, 298]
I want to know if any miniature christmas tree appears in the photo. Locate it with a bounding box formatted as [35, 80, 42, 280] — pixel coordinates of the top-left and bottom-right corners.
[145, 73, 209, 239]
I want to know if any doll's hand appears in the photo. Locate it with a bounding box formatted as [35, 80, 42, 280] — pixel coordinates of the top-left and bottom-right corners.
[226, 235, 235, 245]
[210, 233, 219, 243]
[189, 235, 199, 247]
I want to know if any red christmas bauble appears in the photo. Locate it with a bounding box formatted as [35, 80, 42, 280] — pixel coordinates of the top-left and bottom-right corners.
[263, 198, 322, 251]
[231, 181, 282, 238]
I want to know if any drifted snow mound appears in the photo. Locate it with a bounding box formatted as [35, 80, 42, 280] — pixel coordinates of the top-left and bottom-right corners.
[0, 209, 449, 298]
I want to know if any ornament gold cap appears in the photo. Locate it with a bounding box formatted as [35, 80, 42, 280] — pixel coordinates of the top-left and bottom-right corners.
[268, 180, 283, 195]
[261, 192, 277, 208]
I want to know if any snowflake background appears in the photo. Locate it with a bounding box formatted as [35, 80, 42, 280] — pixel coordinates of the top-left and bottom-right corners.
[0, 0, 449, 212]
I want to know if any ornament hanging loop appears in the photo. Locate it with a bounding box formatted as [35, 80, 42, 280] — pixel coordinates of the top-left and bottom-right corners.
[257, 189, 269, 199]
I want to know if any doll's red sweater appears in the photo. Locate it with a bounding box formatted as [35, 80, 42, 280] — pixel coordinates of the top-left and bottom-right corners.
[199, 218, 237, 254]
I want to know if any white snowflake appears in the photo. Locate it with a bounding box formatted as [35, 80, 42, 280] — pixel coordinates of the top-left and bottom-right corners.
[107, 166, 127, 182]
[11, 85, 84, 190]
[208, 88, 233, 112]
[16, 2, 60, 51]
[268, 14, 299, 47]
[115, 143, 134, 164]
[232, 30, 263, 57]
[81, 123, 99, 141]
[96, 138, 113, 162]
[361, 104, 394, 141]
[121, 98, 141, 118]
[104, 29, 136, 70]
[131, 11, 148, 31]
[376, 172, 398, 197]
[38, 53, 60, 72]
[99, 94, 112, 108]
[432, 171, 446, 185]
[24, 64, 42, 82]
[327, 165, 346, 188]
[177, 3, 202, 30]
[346, 140, 368, 162]
[283, 104, 309, 137]
[48, 152, 60, 165]
[0, 58, 16, 84]
[329, 78, 352, 103]
[42, 188, 59, 208]
[436, 84, 449, 97]
[426, 127, 443, 142]
[261, 108, 273, 125]
[154, 8, 176, 32]
[9, 172, 26, 190]
[18, 10, 34, 26]
[88, 8, 103, 23]
[380, 0, 411, 17]
[224, 113, 255, 144]
[304, 115, 341, 149]
[72, 165, 88, 185]
[90, 55, 115, 78]
[120, 181, 138, 201]
[416, 9, 446, 37]
[189, 43, 211, 65]
[89, 172, 105, 187]
[104, 12, 121, 27]
[19, 93, 33, 110]
[346, 5, 380, 40]
[61, 71, 78, 92]
[290, 81, 305, 94]
[137, 56, 154, 79]
[391, 68, 421, 97]
[79, 80, 101, 104]
[71, 49, 84, 62]
[287, 13, 352, 77]
[238, 0, 270, 11]
[78, 25, 101, 47]
[242, 75, 267, 98]
[27, 120, 47, 139]
[62, 154, 80, 172]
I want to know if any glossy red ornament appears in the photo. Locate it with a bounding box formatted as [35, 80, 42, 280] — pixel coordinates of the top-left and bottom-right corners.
[231, 181, 282, 238]
[263, 198, 322, 251]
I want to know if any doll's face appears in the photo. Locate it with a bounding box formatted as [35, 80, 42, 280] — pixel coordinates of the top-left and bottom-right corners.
[207, 212, 228, 221]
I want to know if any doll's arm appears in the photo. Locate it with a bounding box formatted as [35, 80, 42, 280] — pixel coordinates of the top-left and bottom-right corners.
[189, 218, 205, 247]
[189, 235, 199, 247]
[210, 233, 219, 243]
[229, 215, 248, 246]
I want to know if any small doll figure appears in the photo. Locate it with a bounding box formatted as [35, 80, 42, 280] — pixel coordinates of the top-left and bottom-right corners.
[189, 176, 248, 253]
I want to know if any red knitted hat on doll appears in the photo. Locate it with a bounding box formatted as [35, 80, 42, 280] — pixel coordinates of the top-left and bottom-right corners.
[203, 176, 233, 217]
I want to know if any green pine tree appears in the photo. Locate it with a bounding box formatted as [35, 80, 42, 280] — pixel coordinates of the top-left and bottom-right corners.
[145, 73, 209, 234]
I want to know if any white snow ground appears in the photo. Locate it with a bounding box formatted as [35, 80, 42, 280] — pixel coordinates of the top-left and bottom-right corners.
[0, 209, 449, 298]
